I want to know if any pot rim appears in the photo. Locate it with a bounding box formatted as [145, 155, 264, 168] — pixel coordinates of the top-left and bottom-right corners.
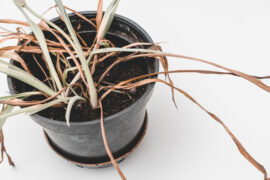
[8, 11, 159, 126]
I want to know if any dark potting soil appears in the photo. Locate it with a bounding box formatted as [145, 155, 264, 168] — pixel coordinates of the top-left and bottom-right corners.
[10, 30, 155, 122]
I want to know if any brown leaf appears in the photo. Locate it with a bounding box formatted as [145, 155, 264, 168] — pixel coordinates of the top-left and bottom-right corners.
[99, 101, 126, 180]
[96, 0, 103, 30]
[99, 70, 270, 180]
[0, 122, 15, 166]
[64, 6, 96, 28]
[0, 19, 29, 27]
[0, 51, 30, 73]
[38, 22, 88, 88]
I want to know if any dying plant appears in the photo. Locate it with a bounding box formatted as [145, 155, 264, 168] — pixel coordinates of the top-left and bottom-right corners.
[0, 0, 270, 180]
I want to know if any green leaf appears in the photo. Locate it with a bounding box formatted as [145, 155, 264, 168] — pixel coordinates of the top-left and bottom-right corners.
[65, 83, 79, 97]
[96, 0, 120, 41]
[86, 0, 120, 63]
[0, 105, 15, 129]
[13, 0, 63, 92]
[0, 59, 56, 96]
[91, 47, 161, 55]
[65, 0, 120, 96]
[54, 0, 98, 108]
[0, 99, 64, 120]
[65, 96, 85, 127]
[0, 91, 42, 101]
[23, 2, 76, 51]
[62, 66, 78, 85]
[26, 99, 64, 115]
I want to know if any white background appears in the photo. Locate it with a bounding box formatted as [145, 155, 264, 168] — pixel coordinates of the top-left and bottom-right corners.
[1, 0, 270, 179]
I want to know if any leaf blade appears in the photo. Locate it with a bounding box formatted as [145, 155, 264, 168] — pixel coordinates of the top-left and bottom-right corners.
[13, 0, 63, 92]
[65, 96, 85, 126]
[0, 105, 15, 129]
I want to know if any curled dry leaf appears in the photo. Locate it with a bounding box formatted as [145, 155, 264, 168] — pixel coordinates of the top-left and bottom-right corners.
[0, 51, 30, 73]
[98, 67, 270, 180]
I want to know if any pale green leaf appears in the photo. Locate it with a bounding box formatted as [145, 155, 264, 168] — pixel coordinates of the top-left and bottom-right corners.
[54, 0, 98, 108]
[0, 105, 15, 129]
[13, 0, 63, 92]
[96, 0, 120, 41]
[0, 59, 56, 96]
[65, 96, 85, 126]
[0, 99, 64, 120]
[0, 91, 41, 101]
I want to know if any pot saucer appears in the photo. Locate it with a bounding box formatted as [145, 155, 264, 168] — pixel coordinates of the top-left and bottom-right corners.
[43, 111, 148, 168]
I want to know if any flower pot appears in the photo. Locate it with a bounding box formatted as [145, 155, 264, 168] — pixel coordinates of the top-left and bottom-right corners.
[7, 11, 159, 167]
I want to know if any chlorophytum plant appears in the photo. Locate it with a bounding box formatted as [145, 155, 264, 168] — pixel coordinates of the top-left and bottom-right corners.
[0, 0, 270, 179]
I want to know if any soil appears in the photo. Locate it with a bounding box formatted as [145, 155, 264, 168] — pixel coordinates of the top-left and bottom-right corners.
[10, 29, 155, 122]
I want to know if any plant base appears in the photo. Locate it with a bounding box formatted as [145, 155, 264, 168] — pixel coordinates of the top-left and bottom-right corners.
[43, 111, 149, 168]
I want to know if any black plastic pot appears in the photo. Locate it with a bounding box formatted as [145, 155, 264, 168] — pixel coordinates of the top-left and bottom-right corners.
[7, 11, 159, 167]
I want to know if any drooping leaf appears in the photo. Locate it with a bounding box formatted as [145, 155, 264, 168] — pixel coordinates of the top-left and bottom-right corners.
[65, 96, 85, 126]
[0, 105, 15, 129]
[102, 77, 270, 180]
[0, 91, 42, 101]
[0, 51, 30, 73]
[0, 99, 64, 120]
[91, 47, 270, 93]
[0, 59, 56, 96]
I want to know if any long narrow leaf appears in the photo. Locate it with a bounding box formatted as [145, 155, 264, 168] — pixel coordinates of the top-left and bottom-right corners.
[0, 91, 42, 101]
[65, 96, 85, 126]
[91, 47, 158, 55]
[96, 0, 120, 42]
[0, 59, 56, 96]
[26, 99, 64, 115]
[91, 47, 270, 93]
[13, 0, 63, 92]
[0, 99, 63, 120]
[62, 66, 78, 85]
[54, 0, 98, 108]
[0, 105, 15, 129]
[96, 0, 103, 31]
[86, 0, 120, 63]
[0, 51, 30, 73]
[67, 0, 120, 90]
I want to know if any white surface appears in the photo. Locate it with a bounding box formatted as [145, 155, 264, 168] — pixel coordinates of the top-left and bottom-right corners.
[1, 0, 270, 179]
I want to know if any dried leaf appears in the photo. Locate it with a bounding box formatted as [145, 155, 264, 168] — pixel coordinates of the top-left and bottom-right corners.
[96, 0, 103, 30]
[99, 101, 126, 180]
[0, 51, 30, 73]
[0, 129, 15, 166]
